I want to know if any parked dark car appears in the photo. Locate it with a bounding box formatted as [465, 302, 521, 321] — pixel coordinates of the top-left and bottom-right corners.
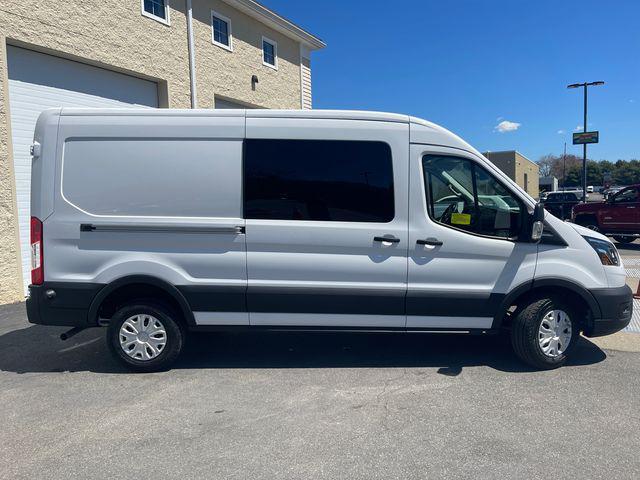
[542, 191, 582, 220]
[603, 186, 623, 200]
[573, 184, 640, 243]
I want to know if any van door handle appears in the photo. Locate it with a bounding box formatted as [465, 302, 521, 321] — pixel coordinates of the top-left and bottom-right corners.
[374, 236, 400, 244]
[417, 237, 443, 246]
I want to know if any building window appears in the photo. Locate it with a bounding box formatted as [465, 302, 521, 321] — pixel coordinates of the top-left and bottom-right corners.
[262, 37, 278, 69]
[141, 0, 170, 25]
[244, 139, 394, 222]
[211, 11, 233, 51]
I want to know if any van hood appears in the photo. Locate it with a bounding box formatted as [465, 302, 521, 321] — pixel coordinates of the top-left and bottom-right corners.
[568, 222, 610, 242]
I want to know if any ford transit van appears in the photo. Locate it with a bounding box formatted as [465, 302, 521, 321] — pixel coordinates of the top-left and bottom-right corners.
[26, 108, 632, 371]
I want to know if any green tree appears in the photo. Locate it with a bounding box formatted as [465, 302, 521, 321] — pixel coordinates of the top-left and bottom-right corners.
[537, 156, 640, 187]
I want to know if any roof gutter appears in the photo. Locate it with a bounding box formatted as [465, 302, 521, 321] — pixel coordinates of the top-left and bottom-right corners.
[222, 0, 326, 50]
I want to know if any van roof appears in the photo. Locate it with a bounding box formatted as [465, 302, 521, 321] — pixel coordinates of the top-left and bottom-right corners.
[58, 107, 410, 123]
[56, 107, 476, 150]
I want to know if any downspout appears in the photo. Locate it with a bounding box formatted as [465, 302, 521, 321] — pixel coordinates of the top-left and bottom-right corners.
[186, 0, 198, 108]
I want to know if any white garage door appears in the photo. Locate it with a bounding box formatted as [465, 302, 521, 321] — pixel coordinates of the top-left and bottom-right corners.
[7, 46, 159, 293]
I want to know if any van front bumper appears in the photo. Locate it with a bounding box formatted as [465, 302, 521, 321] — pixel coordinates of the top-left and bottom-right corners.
[584, 285, 633, 337]
[26, 283, 103, 327]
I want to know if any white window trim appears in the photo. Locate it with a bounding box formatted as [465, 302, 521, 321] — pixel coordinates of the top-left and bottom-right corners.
[140, 0, 171, 26]
[262, 36, 278, 70]
[211, 10, 233, 52]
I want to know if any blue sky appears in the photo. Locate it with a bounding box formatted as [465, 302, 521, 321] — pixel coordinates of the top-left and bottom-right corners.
[266, 0, 639, 162]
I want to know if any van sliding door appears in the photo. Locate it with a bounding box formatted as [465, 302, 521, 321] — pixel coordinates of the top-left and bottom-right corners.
[244, 115, 409, 327]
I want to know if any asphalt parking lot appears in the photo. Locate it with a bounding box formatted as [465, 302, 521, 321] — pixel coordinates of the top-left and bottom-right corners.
[1, 302, 639, 479]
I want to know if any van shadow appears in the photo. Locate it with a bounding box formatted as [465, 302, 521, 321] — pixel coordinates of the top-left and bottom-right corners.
[0, 322, 606, 375]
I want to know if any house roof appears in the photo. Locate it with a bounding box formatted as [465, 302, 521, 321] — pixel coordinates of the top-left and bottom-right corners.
[222, 0, 326, 50]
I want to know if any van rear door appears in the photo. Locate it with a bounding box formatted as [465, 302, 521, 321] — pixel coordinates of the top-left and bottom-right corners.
[244, 115, 409, 327]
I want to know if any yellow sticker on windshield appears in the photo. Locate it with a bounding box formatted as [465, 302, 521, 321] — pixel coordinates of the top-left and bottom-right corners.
[451, 213, 471, 225]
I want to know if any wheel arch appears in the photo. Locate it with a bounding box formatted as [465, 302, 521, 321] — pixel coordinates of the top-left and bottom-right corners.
[574, 213, 599, 228]
[493, 278, 601, 330]
[88, 275, 196, 327]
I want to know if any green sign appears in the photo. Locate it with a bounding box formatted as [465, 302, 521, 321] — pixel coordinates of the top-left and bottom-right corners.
[573, 131, 599, 145]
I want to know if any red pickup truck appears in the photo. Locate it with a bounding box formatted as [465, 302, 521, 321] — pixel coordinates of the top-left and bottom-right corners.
[572, 184, 640, 243]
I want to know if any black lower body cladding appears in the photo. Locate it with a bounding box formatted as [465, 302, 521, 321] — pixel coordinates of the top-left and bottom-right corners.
[26, 282, 104, 327]
[25, 280, 633, 336]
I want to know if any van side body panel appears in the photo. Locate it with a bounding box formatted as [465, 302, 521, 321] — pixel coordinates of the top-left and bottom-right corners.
[40, 111, 249, 325]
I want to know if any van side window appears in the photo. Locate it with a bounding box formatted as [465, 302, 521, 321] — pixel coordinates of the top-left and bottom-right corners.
[244, 139, 394, 222]
[422, 155, 523, 239]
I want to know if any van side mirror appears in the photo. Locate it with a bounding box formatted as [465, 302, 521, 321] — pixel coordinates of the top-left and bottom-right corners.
[530, 203, 544, 243]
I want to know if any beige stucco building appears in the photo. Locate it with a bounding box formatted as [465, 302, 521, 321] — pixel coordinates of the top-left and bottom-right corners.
[0, 0, 324, 304]
[483, 150, 540, 199]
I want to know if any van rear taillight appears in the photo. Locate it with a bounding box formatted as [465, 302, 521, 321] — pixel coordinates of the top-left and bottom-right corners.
[30, 216, 43, 285]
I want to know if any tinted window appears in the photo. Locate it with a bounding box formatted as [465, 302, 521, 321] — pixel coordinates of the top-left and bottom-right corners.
[244, 139, 394, 222]
[423, 155, 523, 238]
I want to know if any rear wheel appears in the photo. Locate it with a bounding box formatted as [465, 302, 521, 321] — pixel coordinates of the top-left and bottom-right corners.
[613, 236, 635, 244]
[107, 303, 185, 372]
[511, 297, 579, 369]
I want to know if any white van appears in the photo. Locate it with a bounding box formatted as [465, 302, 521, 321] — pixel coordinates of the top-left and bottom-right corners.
[27, 108, 631, 372]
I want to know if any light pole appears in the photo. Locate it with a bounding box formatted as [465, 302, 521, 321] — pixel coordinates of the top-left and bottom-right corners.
[567, 81, 604, 202]
[562, 142, 566, 190]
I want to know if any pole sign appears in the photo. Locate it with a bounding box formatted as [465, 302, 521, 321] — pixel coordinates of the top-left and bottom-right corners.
[573, 131, 599, 145]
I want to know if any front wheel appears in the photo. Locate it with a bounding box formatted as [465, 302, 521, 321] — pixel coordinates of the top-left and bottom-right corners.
[107, 303, 185, 372]
[511, 297, 579, 369]
[613, 236, 635, 244]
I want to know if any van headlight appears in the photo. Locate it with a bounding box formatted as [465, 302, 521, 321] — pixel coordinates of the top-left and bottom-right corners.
[583, 236, 620, 266]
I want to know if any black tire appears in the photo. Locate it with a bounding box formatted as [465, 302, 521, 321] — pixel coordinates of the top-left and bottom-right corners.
[510, 296, 579, 370]
[613, 236, 635, 244]
[107, 303, 185, 372]
[576, 216, 600, 232]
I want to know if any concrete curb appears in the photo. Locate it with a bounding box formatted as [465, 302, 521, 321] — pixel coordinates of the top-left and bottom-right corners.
[587, 331, 640, 353]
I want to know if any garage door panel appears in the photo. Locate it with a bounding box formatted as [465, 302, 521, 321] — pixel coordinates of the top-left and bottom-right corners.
[7, 46, 158, 293]
[8, 46, 159, 106]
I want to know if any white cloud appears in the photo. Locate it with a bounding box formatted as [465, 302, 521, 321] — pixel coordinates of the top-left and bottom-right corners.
[494, 120, 521, 133]
[496, 116, 504, 121]
[557, 129, 565, 134]
[574, 125, 583, 132]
